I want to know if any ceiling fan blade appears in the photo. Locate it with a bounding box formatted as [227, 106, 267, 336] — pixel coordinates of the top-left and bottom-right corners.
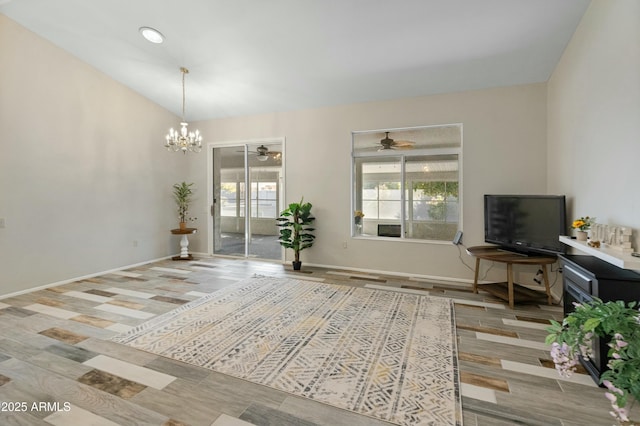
[393, 140, 415, 147]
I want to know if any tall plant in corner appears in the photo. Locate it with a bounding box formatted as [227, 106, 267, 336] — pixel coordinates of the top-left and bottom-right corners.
[277, 198, 315, 270]
[173, 182, 194, 230]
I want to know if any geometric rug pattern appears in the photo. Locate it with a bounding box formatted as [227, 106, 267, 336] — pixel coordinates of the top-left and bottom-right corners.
[113, 276, 462, 425]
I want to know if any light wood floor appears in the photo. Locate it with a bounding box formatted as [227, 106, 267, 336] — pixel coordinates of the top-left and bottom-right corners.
[0, 257, 615, 425]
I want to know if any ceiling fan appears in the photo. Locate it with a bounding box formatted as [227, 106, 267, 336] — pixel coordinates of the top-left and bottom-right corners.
[252, 145, 281, 161]
[377, 132, 415, 151]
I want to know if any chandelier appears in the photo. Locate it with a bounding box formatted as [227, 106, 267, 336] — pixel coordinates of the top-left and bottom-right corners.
[165, 67, 202, 154]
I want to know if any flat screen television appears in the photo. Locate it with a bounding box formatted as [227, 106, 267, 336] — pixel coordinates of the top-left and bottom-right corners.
[484, 194, 567, 256]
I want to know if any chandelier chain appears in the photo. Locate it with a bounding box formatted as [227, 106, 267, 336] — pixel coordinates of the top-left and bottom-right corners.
[180, 67, 187, 121]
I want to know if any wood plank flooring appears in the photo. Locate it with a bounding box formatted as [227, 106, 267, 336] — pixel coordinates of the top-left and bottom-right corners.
[0, 257, 616, 425]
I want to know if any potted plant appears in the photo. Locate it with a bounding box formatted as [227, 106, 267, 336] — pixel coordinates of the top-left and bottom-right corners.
[173, 182, 194, 229]
[276, 198, 315, 270]
[546, 298, 640, 424]
[572, 215, 595, 241]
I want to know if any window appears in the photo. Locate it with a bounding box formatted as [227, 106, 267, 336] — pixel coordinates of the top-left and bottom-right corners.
[220, 178, 278, 219]
[221, 182, 239, 217]
[352, 125, 462, 241]
[360, 158, 402, 220]
[251, 181, 278, 218]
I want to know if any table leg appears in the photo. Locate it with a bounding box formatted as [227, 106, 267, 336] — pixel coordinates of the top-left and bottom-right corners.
[473, 258, 480, 294]
[507, 263, 514, 309]
[179, 235, 190, 258]
[541, 264, 552, 305]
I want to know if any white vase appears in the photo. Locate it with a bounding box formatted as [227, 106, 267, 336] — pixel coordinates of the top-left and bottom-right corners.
[576, 230, 588, 241]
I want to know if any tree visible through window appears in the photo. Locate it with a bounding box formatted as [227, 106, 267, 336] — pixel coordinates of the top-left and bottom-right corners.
[412, 181, 459, 221]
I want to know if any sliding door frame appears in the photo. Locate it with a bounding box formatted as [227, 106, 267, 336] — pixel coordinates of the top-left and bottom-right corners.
[206, 137, 286, 259]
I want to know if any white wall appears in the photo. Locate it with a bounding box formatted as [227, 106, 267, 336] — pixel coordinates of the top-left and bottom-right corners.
[190, 83, 548, 280]
[547, 0, 640, 251]
[0, 10, 558, 291]
[0, 15, 186, 295]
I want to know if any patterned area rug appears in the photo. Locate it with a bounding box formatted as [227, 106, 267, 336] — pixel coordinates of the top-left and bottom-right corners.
[113, 277, 462, 426]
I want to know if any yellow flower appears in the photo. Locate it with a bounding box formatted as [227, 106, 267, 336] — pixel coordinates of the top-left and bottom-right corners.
[572, 216, 595, 231]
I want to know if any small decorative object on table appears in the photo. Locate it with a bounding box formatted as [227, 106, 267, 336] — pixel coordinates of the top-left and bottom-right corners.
[592, 223, 635, 253]
[572, 216, 595, 241]
[546, 299, 640, 424]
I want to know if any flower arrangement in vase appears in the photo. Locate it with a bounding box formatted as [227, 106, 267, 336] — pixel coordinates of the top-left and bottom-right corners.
[572, 216, 595, 241]
[546, 298, 640, 424]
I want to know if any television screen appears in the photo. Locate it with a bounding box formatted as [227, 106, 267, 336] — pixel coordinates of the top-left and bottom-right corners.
[484, 195, 567, 256]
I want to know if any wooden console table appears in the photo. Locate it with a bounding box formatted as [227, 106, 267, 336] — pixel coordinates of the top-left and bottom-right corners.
[171, 227, 197, 260]
[466, 246, 556, 308]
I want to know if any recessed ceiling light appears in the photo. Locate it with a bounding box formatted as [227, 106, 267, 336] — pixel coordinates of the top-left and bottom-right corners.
[139, 27, 164, 44]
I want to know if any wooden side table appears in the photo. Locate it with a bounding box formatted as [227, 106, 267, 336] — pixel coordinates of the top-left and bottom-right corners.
[171, 228, 197, 260]
[466, 245, 556, 308]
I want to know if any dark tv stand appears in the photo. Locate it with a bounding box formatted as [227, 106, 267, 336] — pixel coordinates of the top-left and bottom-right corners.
[559, 254, 640, 383]
[467, 246, 556, 308]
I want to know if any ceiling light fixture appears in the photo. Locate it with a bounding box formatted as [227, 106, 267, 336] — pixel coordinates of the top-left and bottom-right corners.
[165, 67, 202, 154]
[256, 145, 270, 161]
[139, 26, 164, 44]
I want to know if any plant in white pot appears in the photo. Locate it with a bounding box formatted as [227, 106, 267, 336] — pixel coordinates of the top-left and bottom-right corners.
[276, 198, 315, 270]
[173, 182, 194, 229]
[571, 215, 595, 241]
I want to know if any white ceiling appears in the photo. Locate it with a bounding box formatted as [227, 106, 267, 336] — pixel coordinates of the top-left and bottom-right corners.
[0, 0, 590, 121]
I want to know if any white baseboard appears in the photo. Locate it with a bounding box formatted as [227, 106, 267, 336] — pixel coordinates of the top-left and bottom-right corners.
[198, 252, 471, 284]
[297, 262, 476, 286]
[1, 254, 477, 301]
[0, 255, 173, 300]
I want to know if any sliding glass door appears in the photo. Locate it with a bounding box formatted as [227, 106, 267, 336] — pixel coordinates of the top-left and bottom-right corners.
[210, 141, 283, 260]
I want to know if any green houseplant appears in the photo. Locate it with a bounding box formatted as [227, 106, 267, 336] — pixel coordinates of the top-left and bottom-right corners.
[172, 182, 194, 229]
[276, 198, 315, 270]
[546, 298, 640, 424]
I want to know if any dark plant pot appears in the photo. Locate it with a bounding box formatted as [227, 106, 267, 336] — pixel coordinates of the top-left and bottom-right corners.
[292, 261, 302, 271]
